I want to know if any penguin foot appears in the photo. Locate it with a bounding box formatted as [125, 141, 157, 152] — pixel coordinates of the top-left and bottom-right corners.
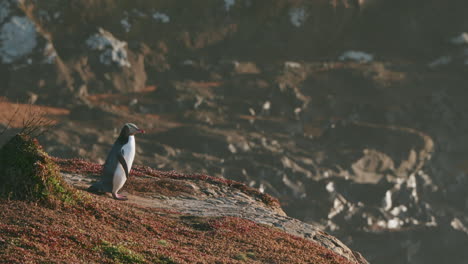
[112, 193, 128, 201]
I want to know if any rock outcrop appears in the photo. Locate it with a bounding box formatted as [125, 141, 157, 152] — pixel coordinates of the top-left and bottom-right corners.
[57, 158, 368, 264]
[0, 136, 367, 263]
[2, 0, 468, 263]
[2, 0, 468, 103]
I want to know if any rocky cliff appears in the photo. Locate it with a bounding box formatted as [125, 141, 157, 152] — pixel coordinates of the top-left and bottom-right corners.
[1, 0, 468, 263]
[1, 0, 468, 101]
[0, 135, 366, 263]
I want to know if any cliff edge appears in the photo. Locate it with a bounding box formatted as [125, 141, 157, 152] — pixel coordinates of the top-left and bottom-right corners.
[0, 135, 367, 263]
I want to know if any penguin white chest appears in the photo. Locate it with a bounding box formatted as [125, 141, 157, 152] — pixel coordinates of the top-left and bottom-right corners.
[122, 136, 136, 169]
[112, 136, 136, 193]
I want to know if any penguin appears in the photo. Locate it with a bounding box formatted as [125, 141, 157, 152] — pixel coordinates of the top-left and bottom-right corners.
[89, 123, 145, 200]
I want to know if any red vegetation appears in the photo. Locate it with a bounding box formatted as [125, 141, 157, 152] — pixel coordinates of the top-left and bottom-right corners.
[54, 158, 280, 207]
[0, 197, 354, 264]
[0, 155, 355, 263]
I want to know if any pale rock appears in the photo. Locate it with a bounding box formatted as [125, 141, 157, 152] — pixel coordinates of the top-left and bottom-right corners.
[289, 7, 308, 27]
[86, 28, 131, 67]
[339, 51, 373, 63]
[0, 16, 37, 63]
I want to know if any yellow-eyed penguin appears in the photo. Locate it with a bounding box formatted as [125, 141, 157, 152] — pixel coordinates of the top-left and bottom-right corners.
[89, 123, 145, 200]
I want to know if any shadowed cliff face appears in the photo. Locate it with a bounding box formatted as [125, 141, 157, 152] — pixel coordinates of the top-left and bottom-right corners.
[1, 0, 468, 263]
[1, 0, 468, 101]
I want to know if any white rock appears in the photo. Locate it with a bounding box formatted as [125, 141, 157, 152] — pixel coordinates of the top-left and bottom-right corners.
[328, 197, 345, 219]
[289, 7, 308, 27]
[450, 32, 468, 45]
[390, 205, 407, 216]
[248, 180, 255, 187]
[377, 220, 387, 228]
[194, 96, 204, 109]
[262, 101, 271, 111]
[86, 28, 130, 67]
[387, 218, 402, 229]
[224, 0, 236, 11]
[428, 56, 452, 68]
[129, 98, 138, 106]
[152, 12, 170, 23]
[325, 182, 335, 193]
[425, 216, 437, 227]
[0, 16, 37, 63]
[284, 61, 301, 69]
[228, 143, 237, 154]
[383, 190, 392, 211]
[240, 141, 250, 151]
[451, 218, 468, 234]
[120, 17, 131, 32]
[407, 173, 417, 189]
[43, 42, 57, 64]
[258, 183, 265, 193]
[339, 50, 373, 63]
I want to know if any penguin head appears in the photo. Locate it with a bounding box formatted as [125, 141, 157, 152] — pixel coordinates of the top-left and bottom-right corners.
[121, 123, 145, 136]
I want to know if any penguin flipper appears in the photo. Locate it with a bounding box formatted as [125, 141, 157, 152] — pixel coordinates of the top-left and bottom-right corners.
[117, 152, 129, 179]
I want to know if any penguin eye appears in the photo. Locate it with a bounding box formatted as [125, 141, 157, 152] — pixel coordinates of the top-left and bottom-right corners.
[121, 149, 125, 155]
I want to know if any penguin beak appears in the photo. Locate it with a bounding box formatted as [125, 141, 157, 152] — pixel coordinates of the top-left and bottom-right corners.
[138, 129, 145, 134]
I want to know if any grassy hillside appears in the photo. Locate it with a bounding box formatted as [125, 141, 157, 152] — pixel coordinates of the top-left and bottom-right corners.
[0, 135, 354, 263]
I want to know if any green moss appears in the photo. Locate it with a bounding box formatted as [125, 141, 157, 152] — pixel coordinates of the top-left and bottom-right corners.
[152, 255, 176, 264]
[234, 253, 248, 261]
[234, 252, 256, 261]
[157, 240, 168, 246]
[95, 240, 175, 264]
[0, 134, 85, 205]
[180, 215, 213, 231]
[96, 241, 146, 264]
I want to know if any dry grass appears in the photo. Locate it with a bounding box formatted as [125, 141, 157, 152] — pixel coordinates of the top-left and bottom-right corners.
[0, 99, 68, 129]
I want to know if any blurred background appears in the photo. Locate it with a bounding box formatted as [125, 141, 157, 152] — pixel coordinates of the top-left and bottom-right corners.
[1, 0, 468, 263]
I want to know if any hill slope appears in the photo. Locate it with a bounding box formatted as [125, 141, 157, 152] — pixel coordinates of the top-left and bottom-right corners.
[0, 136, 367, 264]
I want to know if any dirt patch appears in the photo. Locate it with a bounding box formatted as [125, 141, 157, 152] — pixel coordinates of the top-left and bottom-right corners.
[55, 158, 281, 208]
[0, 99, 69, 128]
